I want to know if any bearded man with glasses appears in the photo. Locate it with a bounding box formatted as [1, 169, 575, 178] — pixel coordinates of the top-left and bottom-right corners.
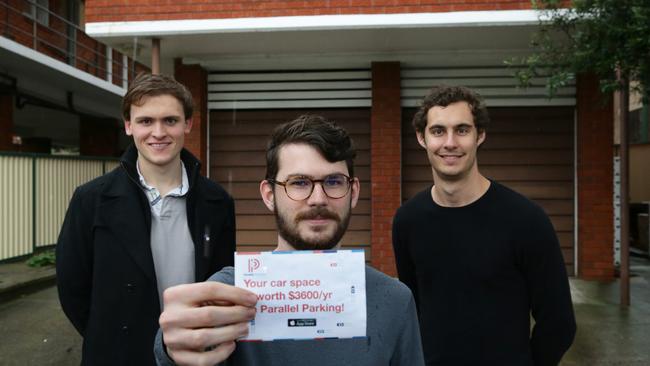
[154, 114, 424, 366]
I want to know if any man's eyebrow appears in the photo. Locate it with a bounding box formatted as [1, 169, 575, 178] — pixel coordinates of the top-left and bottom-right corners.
[428, 122, 473, 129]
[133, 115, 181, 121]
[285, 172, 347, 179]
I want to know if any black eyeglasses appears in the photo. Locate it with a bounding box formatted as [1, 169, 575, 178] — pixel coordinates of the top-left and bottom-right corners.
[268, 174, 353, 201]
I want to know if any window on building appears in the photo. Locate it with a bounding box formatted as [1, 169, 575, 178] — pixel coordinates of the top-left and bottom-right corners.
[630, 104, 649, 144]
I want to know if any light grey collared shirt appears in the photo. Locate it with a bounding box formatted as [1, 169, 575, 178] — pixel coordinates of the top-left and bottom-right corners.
[137, 161, 195, 309]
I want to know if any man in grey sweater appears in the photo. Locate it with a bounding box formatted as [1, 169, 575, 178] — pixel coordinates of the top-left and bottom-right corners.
[154, 115, 424, 366]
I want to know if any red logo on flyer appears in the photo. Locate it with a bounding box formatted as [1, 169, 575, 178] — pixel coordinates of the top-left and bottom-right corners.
[248, 258, 261, 273]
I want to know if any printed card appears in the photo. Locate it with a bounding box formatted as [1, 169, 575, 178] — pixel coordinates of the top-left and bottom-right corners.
[234, 249, 366, 341]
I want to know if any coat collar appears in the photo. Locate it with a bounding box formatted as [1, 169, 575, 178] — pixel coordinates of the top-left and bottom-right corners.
[104, 144, 213, 198]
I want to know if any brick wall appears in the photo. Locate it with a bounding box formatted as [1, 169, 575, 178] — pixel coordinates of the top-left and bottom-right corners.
[576, 73, 615, 280]
[85, 0, 534, 22]
[0, 94, 14, 151]
[370, 62, 401, 276]
[174, 59, 208, 175]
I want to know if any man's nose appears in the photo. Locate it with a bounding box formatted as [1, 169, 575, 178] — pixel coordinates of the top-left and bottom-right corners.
[442, 130, 458, 148]
[307, 182, 328, 205]
[151, 121, 166, 137]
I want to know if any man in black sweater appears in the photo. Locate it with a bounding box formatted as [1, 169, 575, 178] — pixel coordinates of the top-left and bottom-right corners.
[392, 85, 576, 365]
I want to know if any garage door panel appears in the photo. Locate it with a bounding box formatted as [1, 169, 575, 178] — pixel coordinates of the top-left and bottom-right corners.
[481, 134, 573, 149]
[212, 134, 371, 151]
[213, 166, 371, 183]
[550, 215, 574, 232]
[535, 200, 574, 215]
[212, 119, 370, 135]
[501, 181, 574, 199]
[212, 150, 370, 167]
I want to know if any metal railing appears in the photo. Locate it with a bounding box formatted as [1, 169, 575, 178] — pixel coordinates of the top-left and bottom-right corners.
[0, 152, 119, 262]
[0, 0, 149, 88]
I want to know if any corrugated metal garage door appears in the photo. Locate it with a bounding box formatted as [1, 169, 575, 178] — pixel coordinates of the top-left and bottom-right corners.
[210, 108, 371, 258]
[208, 69, 372, 258]
[402, 107, 575, 275]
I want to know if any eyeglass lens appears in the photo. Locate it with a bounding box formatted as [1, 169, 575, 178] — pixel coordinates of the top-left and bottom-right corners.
[285, 174, 350, 200]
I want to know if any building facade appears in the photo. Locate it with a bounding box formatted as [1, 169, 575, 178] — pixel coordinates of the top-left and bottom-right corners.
[82, 0, 615, 280]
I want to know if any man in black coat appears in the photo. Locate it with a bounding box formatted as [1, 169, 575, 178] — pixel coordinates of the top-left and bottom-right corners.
[56, 73, 236, 365]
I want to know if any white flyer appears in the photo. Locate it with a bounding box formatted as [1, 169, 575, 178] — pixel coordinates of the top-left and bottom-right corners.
[234, 249, 366, 341]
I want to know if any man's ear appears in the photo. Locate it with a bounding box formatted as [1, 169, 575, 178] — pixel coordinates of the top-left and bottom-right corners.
[260, 180, 275, 212]
[477, 129, 486, 147]
[124, 120, 133, 136]
[350, 177, 360, 209]
[416, 132, 427, 149]
[184, 118, 193, 134]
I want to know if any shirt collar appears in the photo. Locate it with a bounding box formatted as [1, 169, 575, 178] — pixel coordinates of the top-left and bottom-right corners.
[136, 160, 190, 199]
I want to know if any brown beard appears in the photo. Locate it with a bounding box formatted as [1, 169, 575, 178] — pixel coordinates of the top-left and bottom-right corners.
[274, 205, 351, 250]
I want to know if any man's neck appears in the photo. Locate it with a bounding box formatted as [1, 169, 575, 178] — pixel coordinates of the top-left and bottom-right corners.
[431, 168, 490, 208]
[137, 156, 183, 197]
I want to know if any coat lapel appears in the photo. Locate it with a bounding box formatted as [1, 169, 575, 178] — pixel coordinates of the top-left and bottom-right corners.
[97, 170, 156, 282]
[189, 183, 226, 281]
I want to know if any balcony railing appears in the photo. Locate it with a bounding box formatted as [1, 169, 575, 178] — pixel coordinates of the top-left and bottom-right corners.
[0, 0, 149, 88]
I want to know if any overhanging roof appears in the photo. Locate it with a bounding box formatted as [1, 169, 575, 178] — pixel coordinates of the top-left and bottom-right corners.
[85, 10, 547, 71]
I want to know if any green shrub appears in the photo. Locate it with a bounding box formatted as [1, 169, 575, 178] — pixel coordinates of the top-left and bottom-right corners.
[26, 250, 56, 267]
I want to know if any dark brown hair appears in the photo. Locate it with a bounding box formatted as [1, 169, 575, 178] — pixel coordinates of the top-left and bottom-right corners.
[121, 73, 193, 120]
[265, 114, 356, 181]
[412, 85, 490, 134]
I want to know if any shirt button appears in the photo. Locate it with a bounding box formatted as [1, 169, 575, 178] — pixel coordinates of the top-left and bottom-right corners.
[121, 325, 129, 333]
[125, 283, 135, 293]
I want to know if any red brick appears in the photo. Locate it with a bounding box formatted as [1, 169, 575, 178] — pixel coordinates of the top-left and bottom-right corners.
[85, 0, 535, 22]
[369, 62, 401, 276]
[576, 73, 615, 280]
[174, 59, 208, 175]
[0, 94, 14, 151]
[80, 117, 120, 157]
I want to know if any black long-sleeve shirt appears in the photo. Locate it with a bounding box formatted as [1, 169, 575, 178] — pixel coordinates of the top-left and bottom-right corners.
[392, 181, 576, 366]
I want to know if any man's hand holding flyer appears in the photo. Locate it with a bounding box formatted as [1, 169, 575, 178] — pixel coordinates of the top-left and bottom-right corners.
[234, 249, 366, 341]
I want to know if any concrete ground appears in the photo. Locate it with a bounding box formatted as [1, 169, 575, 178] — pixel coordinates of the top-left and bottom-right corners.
[561, 256, 650, 366]
[0, 256, 648, 365]
[0, 285, 81, 365]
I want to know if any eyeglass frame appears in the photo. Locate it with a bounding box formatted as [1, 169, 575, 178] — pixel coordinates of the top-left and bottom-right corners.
[267, 174, 355, 201]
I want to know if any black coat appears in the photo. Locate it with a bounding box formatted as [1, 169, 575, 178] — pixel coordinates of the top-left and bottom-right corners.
[56, 145, 236, 365]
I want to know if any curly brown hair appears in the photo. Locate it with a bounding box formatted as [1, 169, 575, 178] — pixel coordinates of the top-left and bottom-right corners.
[412, 85, 489, 135]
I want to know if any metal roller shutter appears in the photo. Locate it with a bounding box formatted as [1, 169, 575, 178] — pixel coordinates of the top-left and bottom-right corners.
[208, 70, 371, 259]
